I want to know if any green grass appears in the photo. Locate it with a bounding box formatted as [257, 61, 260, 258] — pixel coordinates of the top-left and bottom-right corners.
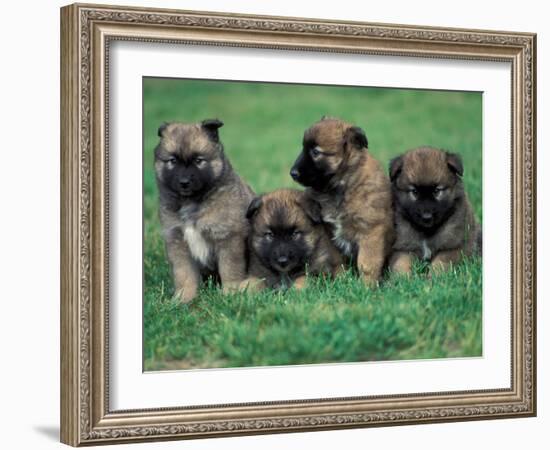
[143, 78, 483, 370]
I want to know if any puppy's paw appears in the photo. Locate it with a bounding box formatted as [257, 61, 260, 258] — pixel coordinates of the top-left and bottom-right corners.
[357, 267, 381, 287]
[174, 286, 197, 304]
[237, 277, 266, 293]
[221, 281, 243, 294]
[389, 252, 414, 276]
[361, 275, 380, 288]
[292, 275, 308, 290]
[429, 260, 451, 276]
[332, 263, 347, 277]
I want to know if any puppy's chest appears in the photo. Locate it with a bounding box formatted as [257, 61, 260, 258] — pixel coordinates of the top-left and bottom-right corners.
[178, 205, 214, 268]
[397, 226, 433, 261]
[396, 222, 434, 261]
[420, 239, 432, 261]
[413, 237, 435, 261]
[320, 204, 355, 257]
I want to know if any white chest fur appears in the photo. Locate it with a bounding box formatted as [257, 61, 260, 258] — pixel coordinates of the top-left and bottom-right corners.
[323, 212, 354, 257]
[183, 223, 212, 267]
[178, 204, 212, 267]
[421, 239, 432, 261]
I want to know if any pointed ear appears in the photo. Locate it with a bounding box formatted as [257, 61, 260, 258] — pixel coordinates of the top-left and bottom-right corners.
[201, 119, 224, 142]
[344, 126, 368, 151]
[301, 195, 323, 224]
[389, 156, 404, 182]
[246, 196, 263, 220]
[157, 122, 169, 138]
[446, 152, 464, 177]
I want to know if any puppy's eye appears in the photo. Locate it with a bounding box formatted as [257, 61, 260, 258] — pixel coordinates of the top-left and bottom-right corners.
[408, 188, 418, 200]
[166, 157, 177, 164]
[194, 157, 206, 166]
[310, 147, 322, 158]
[264, 231, 274, 240]
[291, 230, 302, 240]
[433, 186, 446, 199]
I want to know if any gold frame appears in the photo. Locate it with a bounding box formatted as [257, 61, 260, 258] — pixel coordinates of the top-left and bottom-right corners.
[60, 2, 537, 446]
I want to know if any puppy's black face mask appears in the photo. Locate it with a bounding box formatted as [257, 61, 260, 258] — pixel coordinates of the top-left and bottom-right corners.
[290, 122, 369, 191]
[246, 195, 322, 276]
[255, 226, 310, 275]
[161, 155, 217, 198]
[389, 152, 464, 234]
[395, 184, 457, 233]
[155, 119, 225, 200]
[290, 145, 335, 191]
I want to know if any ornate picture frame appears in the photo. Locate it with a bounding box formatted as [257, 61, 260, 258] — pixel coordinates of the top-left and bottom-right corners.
[60, 3, 536, 446]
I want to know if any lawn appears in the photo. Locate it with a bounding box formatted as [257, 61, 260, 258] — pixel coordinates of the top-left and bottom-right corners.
[143, 78, 483, 371]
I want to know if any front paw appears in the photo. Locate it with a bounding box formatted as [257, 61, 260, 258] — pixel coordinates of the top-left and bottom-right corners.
[174, 285, 198, 304]
[221, 281, 241, 294]
[389, 252, 414, 276]
[292, 275, 308, 290]
[362, 278, 380, 288]
[429, 260, 451, 276]
[237, 277, 266, 293]
[357, 259, 383, 287]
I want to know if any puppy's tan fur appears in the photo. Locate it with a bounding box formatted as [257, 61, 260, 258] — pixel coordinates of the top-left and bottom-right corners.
[300, 118, 394, 284]
[389, 146, 481, 274]
[155, 120, 254, 303]
[245, 189, 343, 290]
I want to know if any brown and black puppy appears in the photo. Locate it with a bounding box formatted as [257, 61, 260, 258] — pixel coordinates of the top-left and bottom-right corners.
[245, 189, 343, 290]
[155, 119, 255, 303]
[389, 146, 481, 274]
[290, 117, 394, 285]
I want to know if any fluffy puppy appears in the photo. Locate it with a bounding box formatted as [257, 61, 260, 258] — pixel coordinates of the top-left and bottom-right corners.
[290, 117, 394, 285]
[155, 119, 255, 302]
[389, 146, 482, 274]
[245, 189, 343, 290]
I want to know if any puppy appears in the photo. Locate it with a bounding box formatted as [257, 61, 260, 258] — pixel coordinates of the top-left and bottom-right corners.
[389, 146, 482, 274]
[290, 117, 394, 285]
[245, 189, 343, 290]
[154, 119, 255, 303]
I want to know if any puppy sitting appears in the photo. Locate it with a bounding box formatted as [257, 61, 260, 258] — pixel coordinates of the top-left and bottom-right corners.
[389, 146, 482, 274]
[245, 189, 343, 290]
[290, 117, 394, 285]
[155, 119, 255, 303]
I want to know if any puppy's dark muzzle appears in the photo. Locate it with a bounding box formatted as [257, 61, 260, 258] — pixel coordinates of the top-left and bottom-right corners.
[277, 255, 289, 267]
[273, 254, 296, 273]
[178, 178, 198, 196]
[419, 212, 434, 227]
[290, 152, 306, 182]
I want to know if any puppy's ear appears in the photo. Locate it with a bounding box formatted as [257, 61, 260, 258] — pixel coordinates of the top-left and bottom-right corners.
[157, 122, 169, 138]
[301, 196, 323, 224]
[344, 126, 368, 151]
[389, 156, 403, 182]
[446, 152, 464, 177]
[246, 196, 263, 220]
[201, 119, 224, 142]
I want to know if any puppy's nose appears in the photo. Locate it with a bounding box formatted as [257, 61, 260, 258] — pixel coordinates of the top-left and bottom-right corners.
[277, 255, 289, 267]
[290, 168, 300, 180]
[179, 179, 191, 188]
